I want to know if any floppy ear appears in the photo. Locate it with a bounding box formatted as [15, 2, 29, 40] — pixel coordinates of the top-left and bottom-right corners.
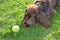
[36, 12, 51, 28]
[47, 9, 56, 19]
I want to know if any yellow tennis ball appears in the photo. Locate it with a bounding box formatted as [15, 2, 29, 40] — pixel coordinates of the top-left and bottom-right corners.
[12, 25, 19, 32]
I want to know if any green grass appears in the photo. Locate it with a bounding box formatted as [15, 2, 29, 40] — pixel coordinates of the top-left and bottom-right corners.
[0, 0, 60, 40]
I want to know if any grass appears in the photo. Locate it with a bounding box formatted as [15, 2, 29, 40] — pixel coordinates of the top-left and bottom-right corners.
[0, 0, 60, 40]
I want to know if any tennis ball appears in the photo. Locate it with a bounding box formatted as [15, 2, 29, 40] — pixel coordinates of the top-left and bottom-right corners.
[12, 25, 19, 32]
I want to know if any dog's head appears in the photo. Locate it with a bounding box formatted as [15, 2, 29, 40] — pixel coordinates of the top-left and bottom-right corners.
[23, 4, 51, 27]
[23, 0, 53, 27]
[23, 4, 38, 27]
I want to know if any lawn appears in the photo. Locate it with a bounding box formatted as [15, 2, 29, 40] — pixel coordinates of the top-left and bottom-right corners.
[0, 0, 60, 40]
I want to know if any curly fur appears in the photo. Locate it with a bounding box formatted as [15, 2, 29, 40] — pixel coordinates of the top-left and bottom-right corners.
[23, 0, 60, 28]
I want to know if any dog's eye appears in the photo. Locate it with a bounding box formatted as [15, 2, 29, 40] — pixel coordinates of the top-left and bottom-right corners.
[27, 14, 31, 18]
[33, 11, 35, 13]
[34, 16, 36, 18]
[28, 15, 31, 18]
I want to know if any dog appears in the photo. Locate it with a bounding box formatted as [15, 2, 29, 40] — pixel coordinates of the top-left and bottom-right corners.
[23, 0, 60, 28]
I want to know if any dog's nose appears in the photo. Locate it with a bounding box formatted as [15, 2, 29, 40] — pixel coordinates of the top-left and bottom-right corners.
[23, 22, 27, 27]
[23, 23, 27, 27]
[23, 22, 30, 27]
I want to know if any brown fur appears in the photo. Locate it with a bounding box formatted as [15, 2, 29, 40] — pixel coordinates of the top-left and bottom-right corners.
[23, 0, 60, 28]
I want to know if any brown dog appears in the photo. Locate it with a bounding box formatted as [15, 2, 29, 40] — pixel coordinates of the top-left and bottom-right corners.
[23, 0, 60, 28]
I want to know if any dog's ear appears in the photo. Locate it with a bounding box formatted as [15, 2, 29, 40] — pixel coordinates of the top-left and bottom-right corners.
[36, 12, 51, 28]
